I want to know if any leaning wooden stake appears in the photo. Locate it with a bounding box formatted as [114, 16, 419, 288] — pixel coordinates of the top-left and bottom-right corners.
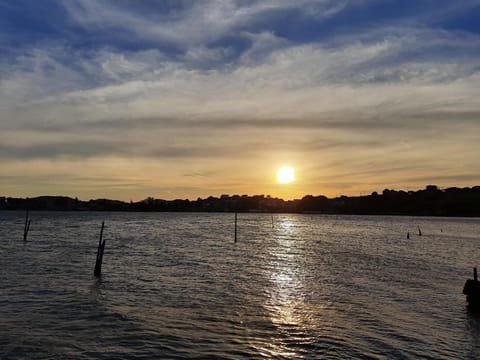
[418, 226, 422, 236]
[234, 212, 238, 243]
[94, 221, 106, 277]
[23, 209, 31, 241]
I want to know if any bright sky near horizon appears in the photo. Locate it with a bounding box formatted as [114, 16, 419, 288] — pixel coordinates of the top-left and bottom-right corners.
[1, 0, 480, 200]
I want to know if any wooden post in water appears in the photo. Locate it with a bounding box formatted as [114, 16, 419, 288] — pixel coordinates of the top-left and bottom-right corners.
[23, 209, 31, 241]
[271, 215, 274, 229]
[234, 212, 237, 243]
[463, 267, 480, 307]
[418, 226, 422, 236]
[94, 221, 106, 277]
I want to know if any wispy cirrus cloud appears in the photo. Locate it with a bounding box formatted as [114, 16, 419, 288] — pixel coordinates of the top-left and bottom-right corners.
[60, 0, 348, 47]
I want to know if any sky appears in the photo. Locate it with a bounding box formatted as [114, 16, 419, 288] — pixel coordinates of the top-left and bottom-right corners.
[1, 0, 480, 201]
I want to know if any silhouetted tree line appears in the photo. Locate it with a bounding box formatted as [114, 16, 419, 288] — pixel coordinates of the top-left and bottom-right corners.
[1, 185, 479, 216]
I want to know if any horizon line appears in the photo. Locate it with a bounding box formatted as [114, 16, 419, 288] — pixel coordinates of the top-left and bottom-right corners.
[2, 184, 479, 203]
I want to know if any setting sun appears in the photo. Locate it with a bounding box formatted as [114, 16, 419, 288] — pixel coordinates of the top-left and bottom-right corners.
[277, 166, 295, 184]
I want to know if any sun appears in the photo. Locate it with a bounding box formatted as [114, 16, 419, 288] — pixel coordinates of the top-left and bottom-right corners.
[277, 166, 295, 184]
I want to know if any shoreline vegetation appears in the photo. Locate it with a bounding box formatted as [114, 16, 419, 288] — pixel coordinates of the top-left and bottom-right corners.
[1, 185, 479, 216]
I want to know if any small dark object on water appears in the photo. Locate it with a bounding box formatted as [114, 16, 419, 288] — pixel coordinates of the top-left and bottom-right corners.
[94, 221, 106, 277]
[463, 268, 480, 308]
[418, 226, 422, 236]
[407, 232, 410, 239]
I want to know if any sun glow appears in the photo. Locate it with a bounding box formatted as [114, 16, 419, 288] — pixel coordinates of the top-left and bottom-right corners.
[277, 166, 295, 184]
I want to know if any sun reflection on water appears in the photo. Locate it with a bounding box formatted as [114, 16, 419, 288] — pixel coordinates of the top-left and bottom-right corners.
[258, 216, 320, 358]
[278, 218, 295, 232]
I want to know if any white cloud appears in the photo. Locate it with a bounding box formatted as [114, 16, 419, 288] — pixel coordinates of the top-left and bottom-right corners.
[2, 25, 480, 127]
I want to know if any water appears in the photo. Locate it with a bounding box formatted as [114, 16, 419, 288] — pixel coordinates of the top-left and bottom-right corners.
[1, 212, 480, 359]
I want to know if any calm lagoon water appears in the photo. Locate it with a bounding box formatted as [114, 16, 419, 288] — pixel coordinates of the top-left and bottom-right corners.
[1, 211, 480, 359]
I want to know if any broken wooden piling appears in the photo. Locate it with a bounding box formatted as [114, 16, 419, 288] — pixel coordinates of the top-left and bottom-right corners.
[234, 212, 237, 243]
[94, 221, 106, 277]
[234, 213, 238, 243]
[463, 267, 480, 308]
[23, 209, 31, 241]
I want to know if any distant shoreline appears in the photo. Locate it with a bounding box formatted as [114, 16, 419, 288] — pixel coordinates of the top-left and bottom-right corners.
[2, 185, 480, 217]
